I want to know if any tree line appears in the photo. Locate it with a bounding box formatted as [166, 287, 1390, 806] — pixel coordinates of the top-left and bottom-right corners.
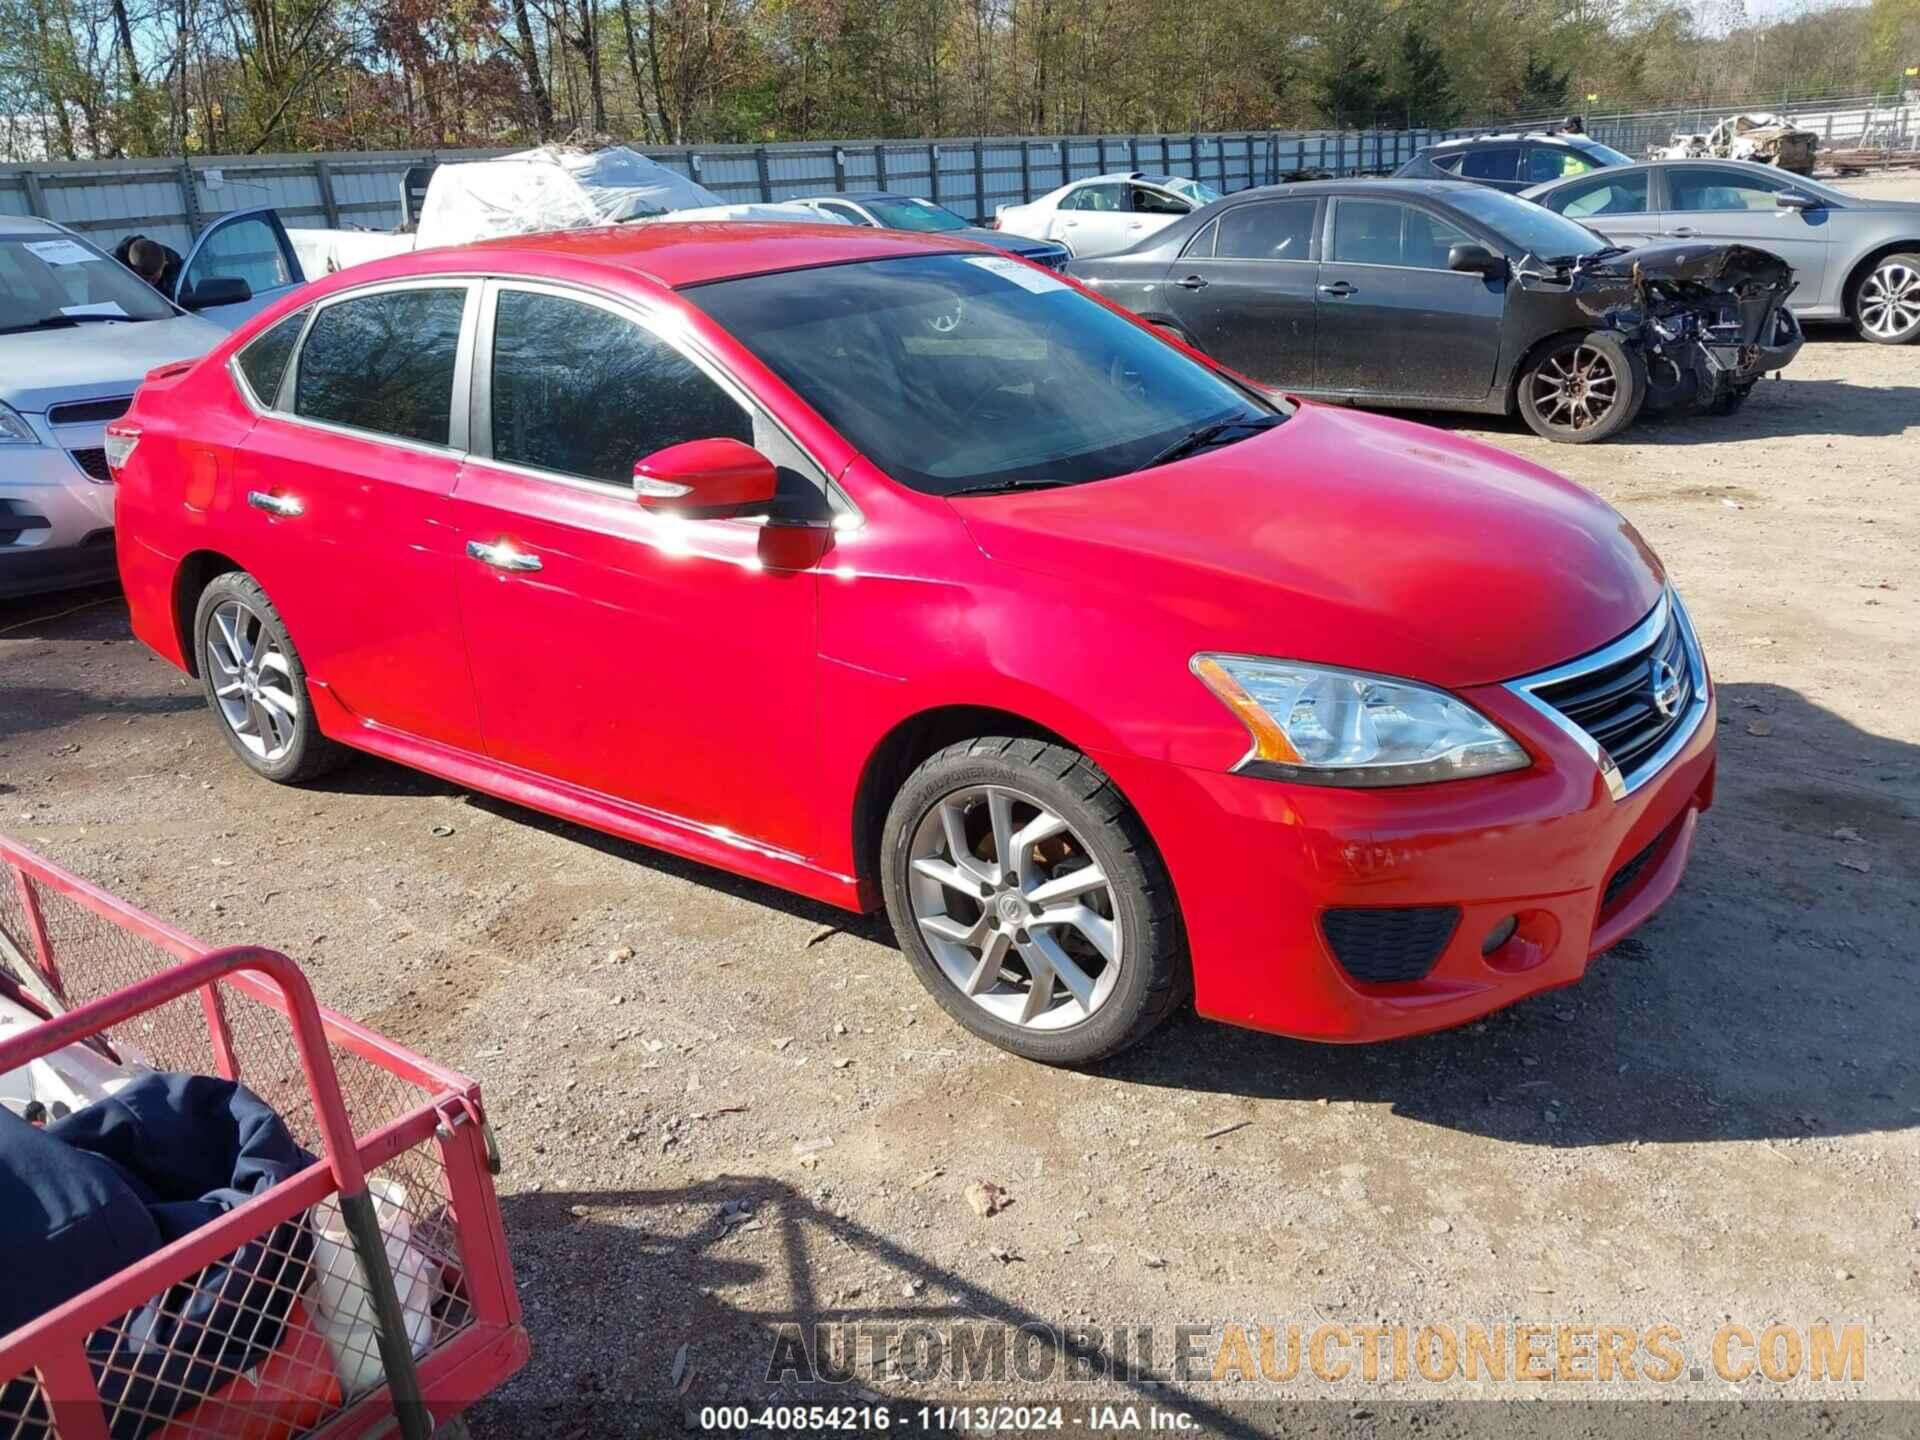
[2, 0, 1914, 163]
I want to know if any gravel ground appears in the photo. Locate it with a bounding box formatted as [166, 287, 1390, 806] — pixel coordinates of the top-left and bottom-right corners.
[3, 174, 1917, 1437]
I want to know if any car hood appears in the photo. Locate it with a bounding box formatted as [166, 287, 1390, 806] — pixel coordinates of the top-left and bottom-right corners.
[952, 404, 1664, 690]
[0, 313, 227, 412]
[1564, 240, 1792, 290]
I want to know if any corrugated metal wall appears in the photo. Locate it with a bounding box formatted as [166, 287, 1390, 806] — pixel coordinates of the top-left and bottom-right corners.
[4, 97, 1910, 248]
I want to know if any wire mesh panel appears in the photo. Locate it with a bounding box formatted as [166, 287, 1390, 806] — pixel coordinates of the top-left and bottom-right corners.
[0, 839, 526, 1440]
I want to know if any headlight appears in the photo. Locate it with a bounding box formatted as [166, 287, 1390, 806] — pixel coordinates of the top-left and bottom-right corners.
[1191, 653, 1529, 787]
[0, 402, 39, 445]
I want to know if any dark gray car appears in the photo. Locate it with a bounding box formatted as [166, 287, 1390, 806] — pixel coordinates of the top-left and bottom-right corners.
[1396, 133, 1635, 194]
[1069, 178, 1803, 442]
[1523, 159, 1920, 343]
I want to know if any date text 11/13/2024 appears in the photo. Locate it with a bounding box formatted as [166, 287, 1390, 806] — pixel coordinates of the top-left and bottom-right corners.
[694, 1403, 1197, 1431]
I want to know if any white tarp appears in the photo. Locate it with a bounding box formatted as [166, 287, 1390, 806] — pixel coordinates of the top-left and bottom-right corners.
[414, 144, 843, 248]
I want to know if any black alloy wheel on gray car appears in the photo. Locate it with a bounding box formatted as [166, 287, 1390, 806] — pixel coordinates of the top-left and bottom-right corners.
[1517, 331, 1647, 444]
[1851, 252, 1920, 344]
[193, 570, 347, 784]
[880, 737, 1187, 1065]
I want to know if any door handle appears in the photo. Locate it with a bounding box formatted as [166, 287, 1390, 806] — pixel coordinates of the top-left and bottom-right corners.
[246, 490, 303, 518]
[1127, 221, 1146, 230]
[1670, 226, 1698, 238]
[467, 539, 542, 573]
[1175, 274, 1209, 290]
[1317, 281, 1358, 297]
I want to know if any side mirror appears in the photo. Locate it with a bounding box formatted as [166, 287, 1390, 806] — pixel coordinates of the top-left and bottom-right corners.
[633, 437, 777, 513]
[179, 275, 252, 310]
[1448, 242, 1507, 278]
[1776, 190, 1819, 211]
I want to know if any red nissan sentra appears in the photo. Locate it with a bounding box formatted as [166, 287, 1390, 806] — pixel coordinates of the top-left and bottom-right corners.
[108, 223, 1714, 1065]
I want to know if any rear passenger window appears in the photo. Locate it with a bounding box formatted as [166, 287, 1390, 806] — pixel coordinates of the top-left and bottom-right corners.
[295, 287, 466, 446]
[235, 307, 307, 409]
[1459, 147, 1519, 181]
[1213, 200, 1316, 261]
[489, 289, 752, 487]
[1551, 172, 1649, 218]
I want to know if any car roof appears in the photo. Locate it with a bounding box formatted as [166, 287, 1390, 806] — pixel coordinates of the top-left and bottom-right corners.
[322, 221, 987, 292]
[1226, 177, 1481, 199]
[1430, 132, 1587, 151]
[817, 192, 928, 205]
[0, 215, 70, 237]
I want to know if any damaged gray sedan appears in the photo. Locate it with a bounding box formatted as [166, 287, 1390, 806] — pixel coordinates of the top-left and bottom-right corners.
[1068, 178, 1803, 442]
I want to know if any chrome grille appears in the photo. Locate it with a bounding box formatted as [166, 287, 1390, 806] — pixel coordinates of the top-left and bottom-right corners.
[1507, 592, 1708, 800]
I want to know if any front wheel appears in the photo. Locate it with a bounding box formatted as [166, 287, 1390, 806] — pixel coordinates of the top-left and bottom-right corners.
[1517, 332, 1647, 443]
[1851, 252, 1920, 344]
[879, 738, 1186, 1065]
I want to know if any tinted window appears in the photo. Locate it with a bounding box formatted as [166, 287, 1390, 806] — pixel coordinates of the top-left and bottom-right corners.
[1667, 165, 1789, 211]
[295, 287, 466, 446]
[1459, 147, 1519, 181]
[1330, 201, 1468, 268]
[1574, 140, 1634, 167]
[183, 215, 293, 301]
[686, 253, 1275, 496]
[1527, 147, 1596, 182]
[1429, 152, 1466, 174]
[1550, 172, 1650, 218]
[1131, 185, 1189, 216]
[1214, 200, 1316, 261]
[490, 289, 751, 486]
[236, 307, 307, 407]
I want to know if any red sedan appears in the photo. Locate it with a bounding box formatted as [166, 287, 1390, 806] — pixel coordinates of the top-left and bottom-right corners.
[108, 223, 1715, 1065]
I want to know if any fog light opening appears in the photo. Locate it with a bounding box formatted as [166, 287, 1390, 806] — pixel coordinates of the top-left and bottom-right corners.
[1481, 915, 1519, 957]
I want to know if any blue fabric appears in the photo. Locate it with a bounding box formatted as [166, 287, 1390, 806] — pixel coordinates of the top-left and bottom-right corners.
[1, 1074, 316, 1440]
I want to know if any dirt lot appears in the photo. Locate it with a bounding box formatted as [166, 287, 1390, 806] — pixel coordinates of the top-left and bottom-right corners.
[3, 175, 1917, 1436]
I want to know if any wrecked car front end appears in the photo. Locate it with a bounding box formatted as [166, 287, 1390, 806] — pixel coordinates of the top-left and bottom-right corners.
[1521, 242, 1803, 411]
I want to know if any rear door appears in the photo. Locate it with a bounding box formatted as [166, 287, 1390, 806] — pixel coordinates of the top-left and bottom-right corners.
[1313, 197, 1505, 401]
[1164, 197, 1319, 388]
[232, 279, 482, 749]
[173, 208, 305, 329]
[1053, 182, 1135, 256]
[1533, 169, 1660, 249]
[1656, 163, 1830, 297]
[450, 280, 829, 858]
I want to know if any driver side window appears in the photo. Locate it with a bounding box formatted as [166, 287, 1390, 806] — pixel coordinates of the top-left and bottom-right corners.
[1131, 185, 1190, 215]
[1548, 172, 1649, 218]
[1667, 165, 1787, 212]
[1065, 183, 1127, 213]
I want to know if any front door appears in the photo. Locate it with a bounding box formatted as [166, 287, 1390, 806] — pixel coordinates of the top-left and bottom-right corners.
[1655, 164, 1831, 298]
[1054, 182, 1136, 257]
[233, 281, 482, 750]
[450, 281, 828, 859]
[1165, 197, 1319, 389]
[1313, 197, 1505, 401]
[174, 208, 305, 329]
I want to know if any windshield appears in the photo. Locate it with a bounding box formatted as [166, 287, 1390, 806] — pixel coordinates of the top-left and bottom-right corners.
[1169, 178, 1223, 206]
[0, 233, 174, 332]
[1573, 140, 1634, 167]
[861, 198, 972, 232]
[685, 253, 1277, 495]
[1446, 187, 1609, 259]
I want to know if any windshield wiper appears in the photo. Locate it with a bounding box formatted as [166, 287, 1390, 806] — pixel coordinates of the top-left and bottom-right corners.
[1145, 413, 1285, 470]
[945, 476, 1079, 498]
[0, 313, 134, 335]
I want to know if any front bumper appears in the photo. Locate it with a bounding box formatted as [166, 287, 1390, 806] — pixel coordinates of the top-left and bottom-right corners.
[0, 437, 118, 600]
[1101, 674, 1717, 1043]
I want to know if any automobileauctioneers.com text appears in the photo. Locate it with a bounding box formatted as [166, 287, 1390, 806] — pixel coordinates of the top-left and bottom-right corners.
[764, 1319, 1868, 1388]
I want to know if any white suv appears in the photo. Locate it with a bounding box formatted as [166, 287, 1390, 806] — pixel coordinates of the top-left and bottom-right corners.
[1, 219, 230, 600]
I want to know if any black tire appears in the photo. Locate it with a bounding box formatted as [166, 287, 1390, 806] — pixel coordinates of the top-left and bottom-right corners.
[192, 571, 347, 784]
[1849, 251, 1920, 344]
[1516, 331, 1647, 443]
[879, 737, 1186, 1066]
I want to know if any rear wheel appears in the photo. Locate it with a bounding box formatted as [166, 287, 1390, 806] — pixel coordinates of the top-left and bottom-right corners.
[879, 738, 1186, 1065]
[1850, 252, 1920, 344]
[193, 571, 346, 784]
[1517, 332, 1646, 443]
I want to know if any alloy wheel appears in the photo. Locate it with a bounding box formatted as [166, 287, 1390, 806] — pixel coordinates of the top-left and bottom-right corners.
[205, 599, 299, 762]
[1531, 344, 1620, 432]
[906, 784, 1122, 1030]
[1858, 261, 1920, 340]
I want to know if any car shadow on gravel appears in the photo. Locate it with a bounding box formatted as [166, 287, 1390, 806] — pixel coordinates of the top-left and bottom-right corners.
[1098, 682, 1918, 1151]
[1386, 375, 1920, 444]
[0, 686, 201, 741]
[482, 1177, 1266, 1438]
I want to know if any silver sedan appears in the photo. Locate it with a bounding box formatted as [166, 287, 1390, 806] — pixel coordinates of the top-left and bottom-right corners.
[1523, 159, 1920, 344]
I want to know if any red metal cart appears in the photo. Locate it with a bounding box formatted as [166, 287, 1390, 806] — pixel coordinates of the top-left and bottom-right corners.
[0, 834, 528, 1440]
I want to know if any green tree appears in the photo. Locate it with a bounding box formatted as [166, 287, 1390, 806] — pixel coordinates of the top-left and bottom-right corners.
[1388, 24, 1458, 126]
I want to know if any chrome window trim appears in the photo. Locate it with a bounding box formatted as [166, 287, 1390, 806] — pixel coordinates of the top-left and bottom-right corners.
[1504, 587, 1711, 803]
[471, 275, 857, 526]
